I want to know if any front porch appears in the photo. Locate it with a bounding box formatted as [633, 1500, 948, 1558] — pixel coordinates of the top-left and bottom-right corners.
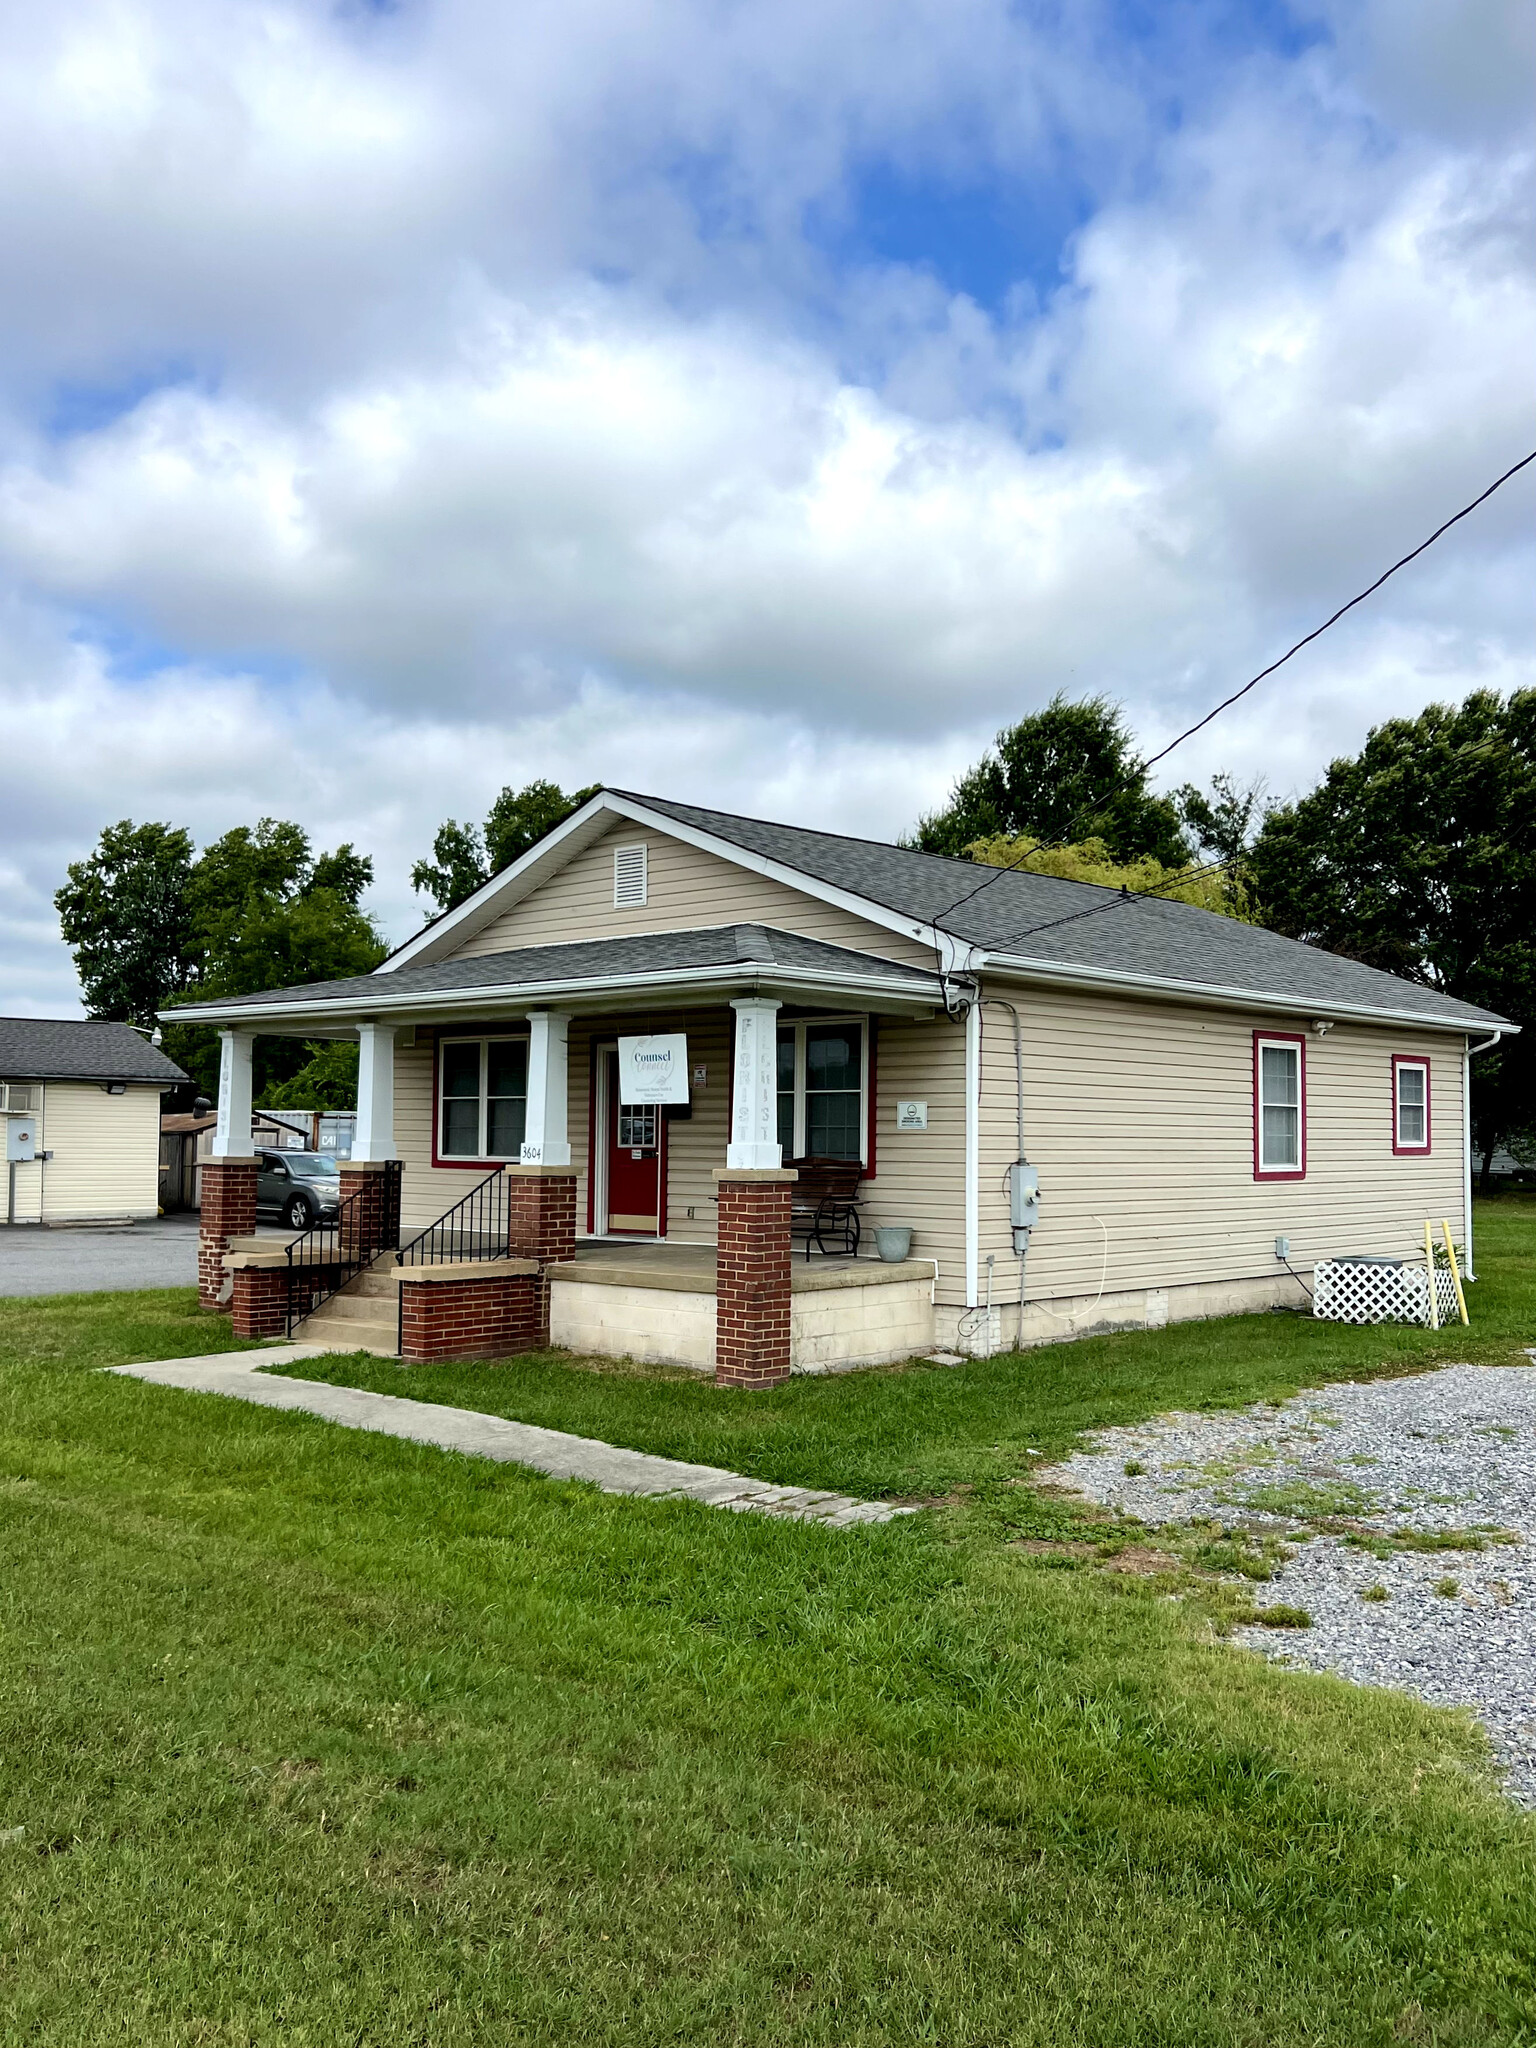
[550, 1240, 937, 1374]
[178, 923, 958, 1386]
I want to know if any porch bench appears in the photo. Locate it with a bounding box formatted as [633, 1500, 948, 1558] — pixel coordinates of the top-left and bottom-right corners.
[787, 1157, 863, 1260]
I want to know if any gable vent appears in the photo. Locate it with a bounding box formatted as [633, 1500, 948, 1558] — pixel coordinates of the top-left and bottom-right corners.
[613, 842, 648, 907]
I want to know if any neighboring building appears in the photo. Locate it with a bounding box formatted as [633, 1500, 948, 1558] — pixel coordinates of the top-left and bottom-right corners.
[160, 1109, 358, 1213]
[1, 1018, 187, 1225]
[167, 788, 1513, 1370]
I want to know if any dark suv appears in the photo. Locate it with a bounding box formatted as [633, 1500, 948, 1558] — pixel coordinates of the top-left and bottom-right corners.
[256, 1149, 343, 1230]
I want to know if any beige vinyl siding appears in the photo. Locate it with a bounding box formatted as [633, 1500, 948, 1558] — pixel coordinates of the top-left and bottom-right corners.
[451, 822, 936, 969]
[859, 1015, 968, 1298]
[30, 1082, 162, 1221]
[975, 980, 1467, 1302]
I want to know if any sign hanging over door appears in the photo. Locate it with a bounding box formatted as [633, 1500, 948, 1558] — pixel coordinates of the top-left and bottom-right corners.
[617, 1034, 690, 1105]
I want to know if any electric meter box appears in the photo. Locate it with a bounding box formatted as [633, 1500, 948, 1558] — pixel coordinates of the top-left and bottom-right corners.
[1009, 1160, 1039, 1250]
[6, 1116, 37, 1163]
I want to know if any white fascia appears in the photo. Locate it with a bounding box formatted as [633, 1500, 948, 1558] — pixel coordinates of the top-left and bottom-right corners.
[161, 960, 946, 1033]
[382, 790, 954, 972]
[980, 951, 1514, 1038]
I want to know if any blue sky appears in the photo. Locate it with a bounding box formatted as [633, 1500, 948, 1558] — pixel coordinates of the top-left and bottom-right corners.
[0, 0, 1531, 1012]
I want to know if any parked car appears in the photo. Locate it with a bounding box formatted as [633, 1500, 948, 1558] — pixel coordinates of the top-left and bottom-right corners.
[255, 1149, 342, 1230]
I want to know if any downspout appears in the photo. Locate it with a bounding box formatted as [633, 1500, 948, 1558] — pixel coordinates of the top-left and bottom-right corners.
[964, 998, 981, 1308]
[1464, 1030, 1501, 1281]
[982, 999, 1027, 1348]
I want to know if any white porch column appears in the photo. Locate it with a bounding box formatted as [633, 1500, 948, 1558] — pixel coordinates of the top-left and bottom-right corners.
[727, 997, 782, 1169]
[211, 1029, 256, 1157]
[521, 1010, 572, 1167]
[353, 1022, 398, 1161]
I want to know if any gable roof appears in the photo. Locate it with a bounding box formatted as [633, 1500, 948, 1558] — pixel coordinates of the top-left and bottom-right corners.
[381, 789, 1511, 1036]
[0, 1017, 188, 1085]
[166, 925, 945, 1026]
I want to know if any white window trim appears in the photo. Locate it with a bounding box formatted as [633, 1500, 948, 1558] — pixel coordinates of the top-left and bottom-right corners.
[0, 1081, 42, 1114]
[613, 842, 648, 907]
[437, 1033, 531, 1160]
[1255, 1034, 1305, 1177]
[776, 1015, 868, 1164]
[1394, 1056, 1431, 1153]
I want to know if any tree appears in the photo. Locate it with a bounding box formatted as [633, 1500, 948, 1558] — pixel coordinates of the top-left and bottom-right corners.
[163, 820, 386, 1101]
[53, 820, 196, 1027]
[914, 695, 1188, 865]
[1174, 771, 1267, 919]
[262, 1041, 362, 1112]
[411, 779, 601, 913]
[962, 834, 1256, 919]
[1250, 688, 1536, 1185]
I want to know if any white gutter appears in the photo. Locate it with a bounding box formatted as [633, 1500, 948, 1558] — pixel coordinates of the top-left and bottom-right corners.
[964, 998, 981, 1308]
[1464, 1029, 1502, 1280]
[980, 949, 1514, 1039]
[162, 958, 947, 1031]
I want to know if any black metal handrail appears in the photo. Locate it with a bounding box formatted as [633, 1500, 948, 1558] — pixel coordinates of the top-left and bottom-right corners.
[285, 1160, 404, 1336]
[396, 1166, 511, 1268]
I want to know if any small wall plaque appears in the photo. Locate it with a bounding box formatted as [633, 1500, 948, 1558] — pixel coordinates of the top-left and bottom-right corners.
[895, 1100, 928, 1131]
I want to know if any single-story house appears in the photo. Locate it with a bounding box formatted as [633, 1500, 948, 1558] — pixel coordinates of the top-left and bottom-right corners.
[2, 1018, 188, 1225]
[165, 789, 1513, 1381]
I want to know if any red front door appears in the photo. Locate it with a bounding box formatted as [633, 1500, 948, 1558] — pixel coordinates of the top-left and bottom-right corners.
[605, 1050, 666, 1235]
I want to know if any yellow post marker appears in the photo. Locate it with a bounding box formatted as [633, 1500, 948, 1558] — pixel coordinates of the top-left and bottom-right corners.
[1424, 1219, 1440, 1330]
[1441, 1219, 1470, 1326]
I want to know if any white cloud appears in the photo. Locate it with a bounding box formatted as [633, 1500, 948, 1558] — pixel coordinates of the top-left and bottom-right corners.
[0, 0, 1531, 1012]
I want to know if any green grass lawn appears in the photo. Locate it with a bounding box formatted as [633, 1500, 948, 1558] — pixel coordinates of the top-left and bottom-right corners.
[0, 1210, 1532, 2044]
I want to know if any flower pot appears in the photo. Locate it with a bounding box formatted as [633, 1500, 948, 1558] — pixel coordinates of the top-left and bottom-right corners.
[875, 1226, 913, 1263]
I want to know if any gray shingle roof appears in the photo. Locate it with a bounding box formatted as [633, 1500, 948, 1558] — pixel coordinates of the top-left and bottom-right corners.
[0, 1017, 189, 1084]
[173, 924, 944, 1014]
[617, 792, 1511, 1031]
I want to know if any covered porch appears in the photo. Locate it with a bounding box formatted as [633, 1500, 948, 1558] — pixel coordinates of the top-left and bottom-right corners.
[175, 925, 956, 1383]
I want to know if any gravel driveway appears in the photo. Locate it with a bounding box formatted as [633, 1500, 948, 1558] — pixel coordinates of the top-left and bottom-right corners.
[0, 1214, 202, 1296]
[1056, 1362, 1536, 1803]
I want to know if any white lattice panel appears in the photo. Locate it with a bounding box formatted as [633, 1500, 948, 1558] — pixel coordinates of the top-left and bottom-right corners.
[1313, 1260, 1461, 1327]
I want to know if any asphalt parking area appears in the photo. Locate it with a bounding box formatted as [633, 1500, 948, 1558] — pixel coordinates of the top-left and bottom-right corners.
[0, 1214, 208, 1297]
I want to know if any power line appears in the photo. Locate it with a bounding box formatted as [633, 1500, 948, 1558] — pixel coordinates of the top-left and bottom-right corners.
[927, 445, 1536, 937]
[1142, 445, 1536, 770]
[982, 852, 1240, 953]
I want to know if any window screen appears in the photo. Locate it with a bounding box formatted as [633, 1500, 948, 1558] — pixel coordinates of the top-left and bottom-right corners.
[1258, 1041, 1301, 1172]
[1395, 1061, 1428, 1149]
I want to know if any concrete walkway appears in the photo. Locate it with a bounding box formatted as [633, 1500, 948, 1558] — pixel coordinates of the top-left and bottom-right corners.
[107, 1345, 912, 1528]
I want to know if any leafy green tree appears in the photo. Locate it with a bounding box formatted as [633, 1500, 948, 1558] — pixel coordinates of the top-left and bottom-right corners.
[962, 834, 1256, 919]
[485, 779, 600, 872]
[411, 780, 601, 913]
[163, 820, 385, 1101]
[53, 820, 197, 1027]
[914, 695, 1188, 865]
[262, 1041, 362, 1112]
[1174, 772, 1266, 918]
[1250, 688, 1536, 1186]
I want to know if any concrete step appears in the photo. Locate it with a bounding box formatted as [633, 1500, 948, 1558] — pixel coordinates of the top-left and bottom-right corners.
[349, 1269, 404, 1299]
[322, 1289, 398, 1321]
[296, 1310, 398, 1356]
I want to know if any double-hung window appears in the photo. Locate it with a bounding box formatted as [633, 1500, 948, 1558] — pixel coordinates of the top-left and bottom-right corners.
[1392, 1056, 1431, 1153]
[775, 1018, 867, 1163]
[438, 1037, 529, 1160]
[1254, 1033, 1305, 1179]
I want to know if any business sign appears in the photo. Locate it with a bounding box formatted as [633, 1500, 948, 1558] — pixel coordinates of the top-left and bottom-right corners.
[895, 1100, 928, 1131]
[618, 1034, 690, 1105]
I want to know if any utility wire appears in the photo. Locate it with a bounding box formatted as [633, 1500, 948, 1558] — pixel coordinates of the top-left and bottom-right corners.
[1142, 445, 1536, 770]
[983, 852, 1240, 953]
[927, 445, 1536, 937]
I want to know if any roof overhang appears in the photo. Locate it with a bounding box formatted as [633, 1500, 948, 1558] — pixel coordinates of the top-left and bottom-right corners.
[381, 789, 959, 972]
[161, 959, 947, 1035]
[978, 951, 1516, 1036]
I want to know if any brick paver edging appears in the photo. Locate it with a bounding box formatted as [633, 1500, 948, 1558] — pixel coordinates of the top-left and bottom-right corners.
[106, 1347, 914, 1527]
